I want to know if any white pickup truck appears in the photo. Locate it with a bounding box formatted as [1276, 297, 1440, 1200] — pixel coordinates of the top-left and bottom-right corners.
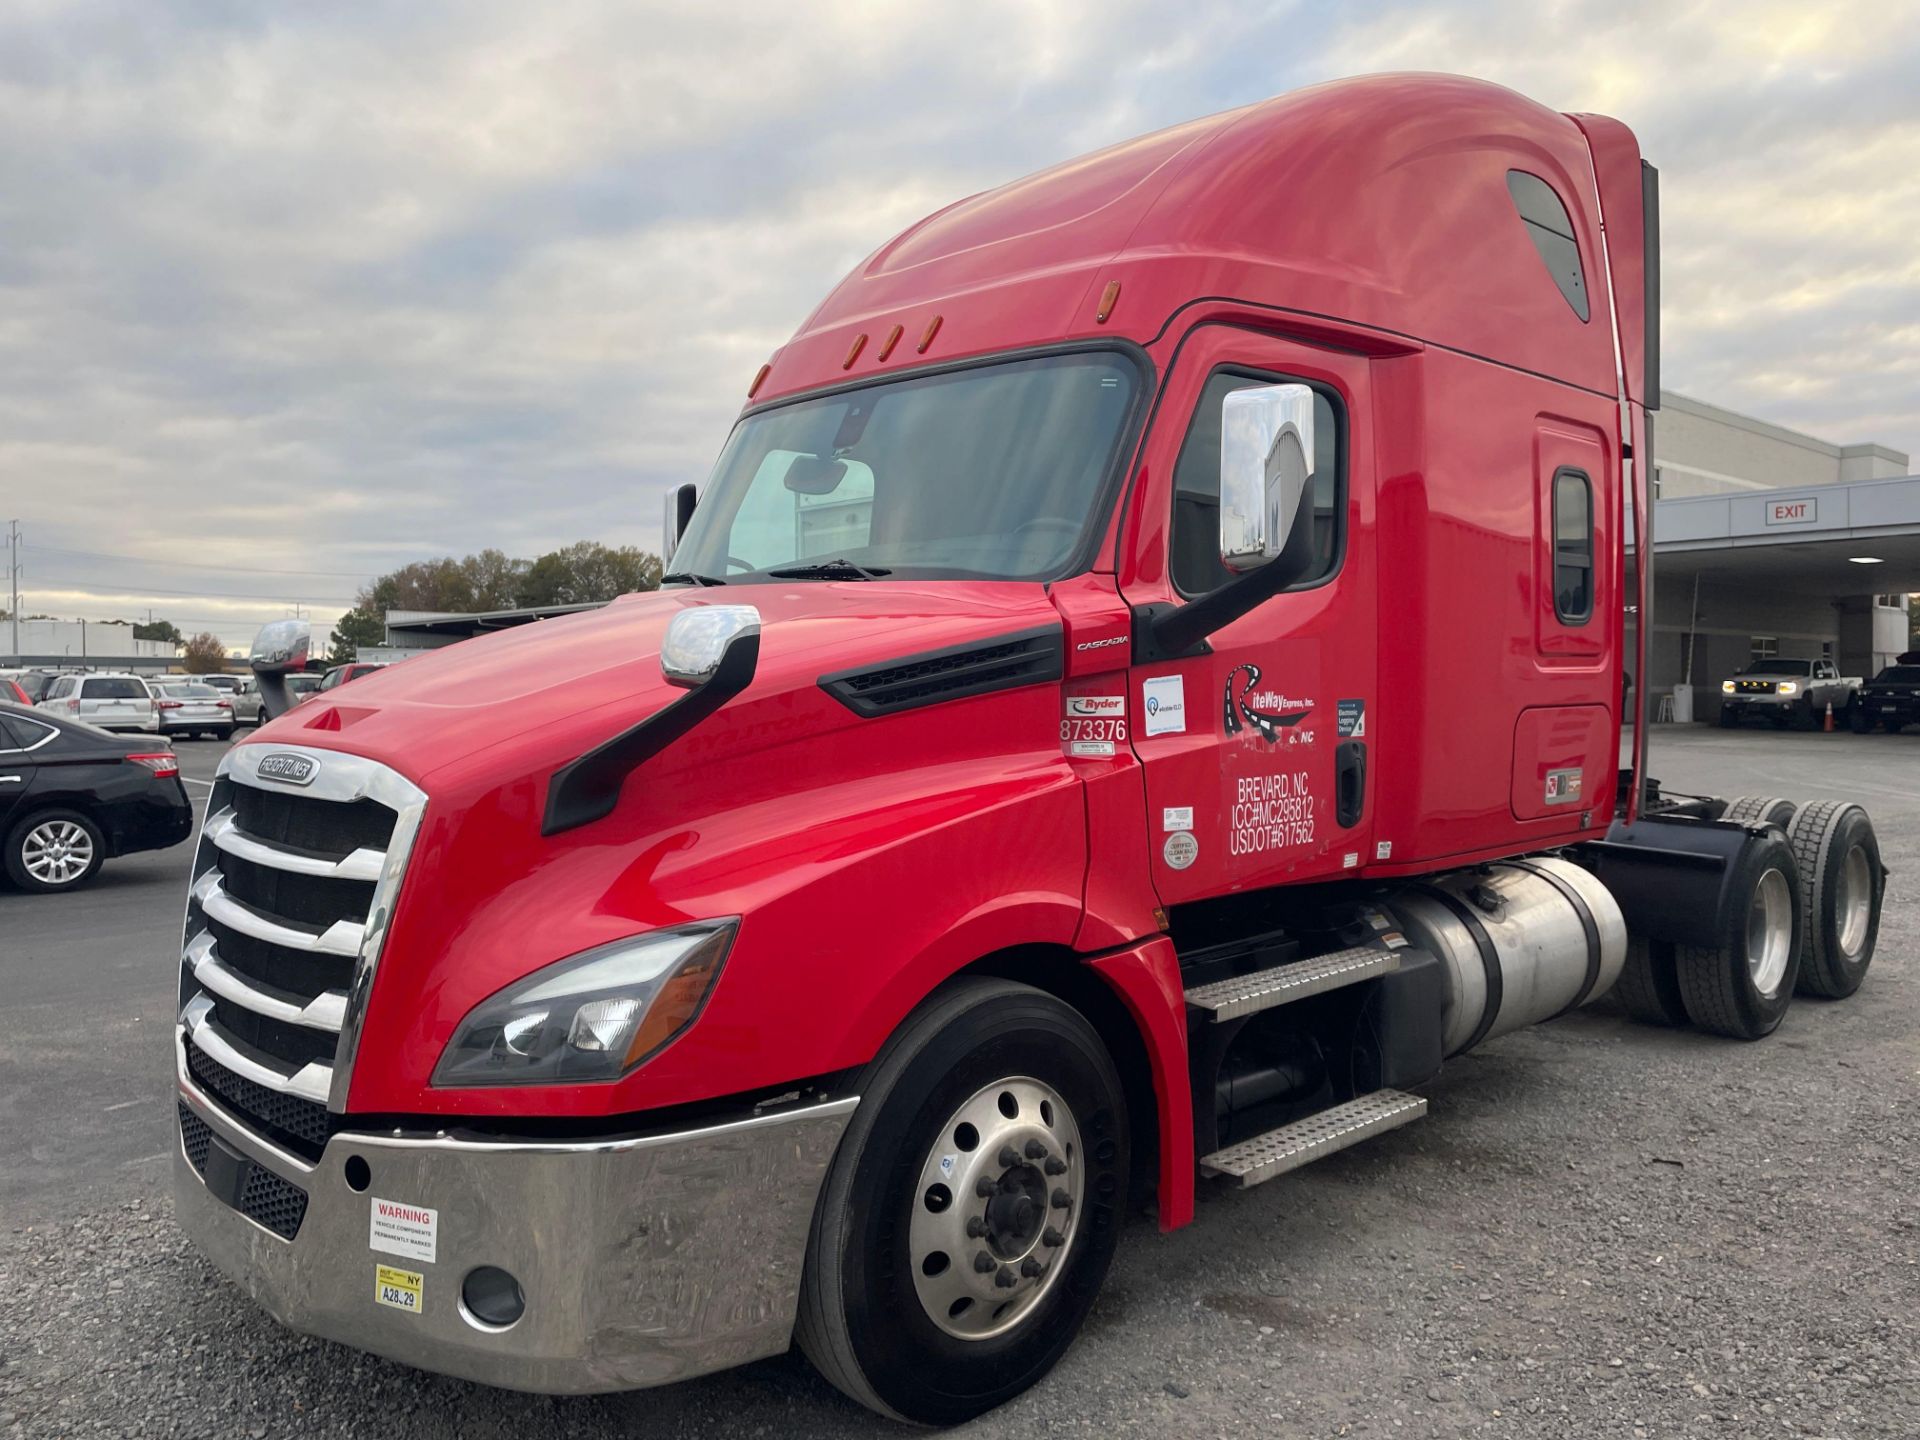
[1718, 657, 1860, 729]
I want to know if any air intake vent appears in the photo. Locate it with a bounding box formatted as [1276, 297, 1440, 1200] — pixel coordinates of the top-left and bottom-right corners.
[821, 625, 1064, 717]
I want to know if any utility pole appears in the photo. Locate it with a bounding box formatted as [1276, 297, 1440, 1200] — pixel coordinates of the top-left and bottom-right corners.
[7, 520, 18, 662]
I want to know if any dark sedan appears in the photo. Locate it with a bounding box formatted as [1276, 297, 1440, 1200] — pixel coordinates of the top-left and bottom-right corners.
[0, 701, 194, 893]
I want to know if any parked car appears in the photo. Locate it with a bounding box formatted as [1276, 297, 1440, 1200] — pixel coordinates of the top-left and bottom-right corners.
[1, 678, 27, 704]
[36, 672, 159, 732]
[1, 669, 58, 702]
[1717, 658, 1860, 729]
[194, 673, 263, 725]
[146, 680, 236, 741]
[1850, 662, 1920, 733]
[284, 672, 325, 705]
[0, 702, 192, 892]
[318, 661, 386, 692]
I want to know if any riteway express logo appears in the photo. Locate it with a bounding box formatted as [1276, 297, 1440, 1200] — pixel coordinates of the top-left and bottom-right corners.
[1221, 663, 1313, 743]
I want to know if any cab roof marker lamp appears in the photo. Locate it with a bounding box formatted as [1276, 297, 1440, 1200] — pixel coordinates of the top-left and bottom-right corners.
[541, 605, 763, 836]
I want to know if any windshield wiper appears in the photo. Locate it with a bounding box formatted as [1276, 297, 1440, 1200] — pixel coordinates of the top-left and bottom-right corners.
[662, 571, 727, 587]
[765, 558, 891, 581]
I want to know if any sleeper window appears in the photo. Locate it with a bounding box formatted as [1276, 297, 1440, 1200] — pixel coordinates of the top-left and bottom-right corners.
[1552, 468, 1593, 624]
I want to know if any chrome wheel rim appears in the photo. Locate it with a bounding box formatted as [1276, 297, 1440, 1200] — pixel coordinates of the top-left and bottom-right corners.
[1746, 866, 1793, 997]
[908, 1076, 1082, 1341]
[22, 820, 94, 885]
[1837, 844, 1873, 959]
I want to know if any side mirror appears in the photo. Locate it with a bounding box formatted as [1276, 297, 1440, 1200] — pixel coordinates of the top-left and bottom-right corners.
[662, 483, 697, 562]
[249, 619, 311, 676]
[661, 605, 762, 689]
[1219, 383, 1315, 573]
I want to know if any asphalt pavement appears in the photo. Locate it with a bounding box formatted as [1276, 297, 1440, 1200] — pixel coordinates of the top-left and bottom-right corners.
[2, 727, 1917, 1437]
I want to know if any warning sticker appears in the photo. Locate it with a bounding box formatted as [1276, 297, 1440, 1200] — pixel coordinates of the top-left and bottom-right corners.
[1544, 767, 1584, 806]
[374, 1264, 423, 1314]
[370, 1197, 438, 1263]
[1162, 806, 1194, 832]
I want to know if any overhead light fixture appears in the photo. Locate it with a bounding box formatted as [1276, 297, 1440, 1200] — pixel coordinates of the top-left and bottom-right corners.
[1848, 556, 1885, 564]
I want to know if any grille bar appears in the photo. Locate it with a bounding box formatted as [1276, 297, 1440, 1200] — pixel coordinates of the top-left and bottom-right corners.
[191, 868, 365, 957]
[183, 993, 333, 1104]
[185, 931, 347, 1032]
[204, 806, 386, 882]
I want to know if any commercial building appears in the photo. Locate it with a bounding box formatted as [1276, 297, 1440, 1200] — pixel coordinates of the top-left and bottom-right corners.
[1, 618, 177, 671]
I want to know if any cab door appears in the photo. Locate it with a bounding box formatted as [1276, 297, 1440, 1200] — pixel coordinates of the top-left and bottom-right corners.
[1119, 325, 1377, 904]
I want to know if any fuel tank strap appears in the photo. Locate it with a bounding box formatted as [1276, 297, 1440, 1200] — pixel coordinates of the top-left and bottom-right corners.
[1497, 858, 1604, 1015]
[1405, 882, 1504, 1054]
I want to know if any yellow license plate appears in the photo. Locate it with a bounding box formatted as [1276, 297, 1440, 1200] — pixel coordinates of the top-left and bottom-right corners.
[374, 1264, 423, 1314]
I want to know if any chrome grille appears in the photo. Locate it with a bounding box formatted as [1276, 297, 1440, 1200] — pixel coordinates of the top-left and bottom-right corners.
[178, 743, 425, 1163]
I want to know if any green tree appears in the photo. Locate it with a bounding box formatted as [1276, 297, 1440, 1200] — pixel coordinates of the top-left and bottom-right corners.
[517, 542, 661, 607]
[134, 618, 183, 645]
[181, 632, 229, 674]
[459, 548, 529, 610]
[328, 606, 386, 664]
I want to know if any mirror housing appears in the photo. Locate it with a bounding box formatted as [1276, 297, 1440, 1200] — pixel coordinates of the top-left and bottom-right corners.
[1219, 384, 1315, 573]
[661, 604, 762, 689]
[661, 483, 697, 563]
[249, 619, 312, 676]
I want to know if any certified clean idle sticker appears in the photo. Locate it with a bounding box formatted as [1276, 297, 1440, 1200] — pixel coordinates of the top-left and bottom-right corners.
[374, 1264, 423, 1314]
[1162, 832, 1199, 870]
[1141, 675, 1187, 736]
[370, 1197, 438, 1263]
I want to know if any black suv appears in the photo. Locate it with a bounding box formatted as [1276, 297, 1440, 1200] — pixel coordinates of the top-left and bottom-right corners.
[1851, 662, 1920, 734]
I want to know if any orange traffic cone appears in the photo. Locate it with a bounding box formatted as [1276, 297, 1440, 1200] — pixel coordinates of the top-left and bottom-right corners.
[1824, 701, 1835, 732]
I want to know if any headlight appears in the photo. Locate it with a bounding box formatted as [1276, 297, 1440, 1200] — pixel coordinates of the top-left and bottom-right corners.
[432, 920, 735, 1087]
[1778, 681, 1798, 695]
[1721, 681, 1735, 694]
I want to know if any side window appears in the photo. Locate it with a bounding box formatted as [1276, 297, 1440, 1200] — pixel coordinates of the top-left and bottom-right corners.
[1506, 171, 1590, 322]
[47, 677, 72, 700]
[1170, 369, 1344, 597]
[1552, 468, 1593, 624]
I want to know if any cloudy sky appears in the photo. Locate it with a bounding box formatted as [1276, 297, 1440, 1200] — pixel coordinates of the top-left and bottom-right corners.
[3, 0, 1916, 649]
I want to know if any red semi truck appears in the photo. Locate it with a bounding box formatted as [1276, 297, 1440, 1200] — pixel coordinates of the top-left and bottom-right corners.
[175, 74, 1887, 1423]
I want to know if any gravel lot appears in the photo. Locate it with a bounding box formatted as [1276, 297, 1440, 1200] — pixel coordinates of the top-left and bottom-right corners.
[3, 727, 1916, 1438]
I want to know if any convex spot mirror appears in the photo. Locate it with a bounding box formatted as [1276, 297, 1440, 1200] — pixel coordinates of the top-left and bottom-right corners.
[661, 604, 762, 688]
[250, 619, 312, 675]
[1219, 383, 1316, 574]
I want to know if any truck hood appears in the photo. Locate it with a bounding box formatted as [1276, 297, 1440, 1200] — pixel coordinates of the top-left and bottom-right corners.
[244, 581, 1064, 794]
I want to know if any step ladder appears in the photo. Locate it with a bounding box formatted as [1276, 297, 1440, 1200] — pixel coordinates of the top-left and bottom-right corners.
[1200, 1089, 1427, 1187]
[1183, 945, 1400, 1020]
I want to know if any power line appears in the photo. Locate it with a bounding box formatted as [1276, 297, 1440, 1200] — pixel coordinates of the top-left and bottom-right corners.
[22, 541, 374, 580]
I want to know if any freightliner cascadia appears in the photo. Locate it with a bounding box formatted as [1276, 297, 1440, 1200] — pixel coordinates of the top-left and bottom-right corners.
[173, 74, 1888, 1424]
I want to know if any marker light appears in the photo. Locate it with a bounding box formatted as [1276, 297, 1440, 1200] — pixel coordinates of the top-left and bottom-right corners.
[433, 921, 736, 1087]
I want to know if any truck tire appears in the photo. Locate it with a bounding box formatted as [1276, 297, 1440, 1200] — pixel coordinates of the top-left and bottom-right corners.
[1717, 706, 1739, 728]
[1720, 795, 1797, 828]
[4, 809, 106, 893]
[1675, 829, 1802, 1040]
[1615, 937, 1687, 1026]
[1786, 801, 1883, 999]
[796, 976, 1128, 1425]
[1850, 705, 1875, 734]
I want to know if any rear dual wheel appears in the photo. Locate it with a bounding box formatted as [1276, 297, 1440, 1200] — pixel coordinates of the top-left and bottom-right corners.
[1787, 801, 1883, 999]
[797, 978, 1128, 1425]
[1676, 828, 1802, 1040]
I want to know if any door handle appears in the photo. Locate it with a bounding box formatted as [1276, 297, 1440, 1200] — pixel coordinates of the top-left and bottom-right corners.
[1335, 740, 1366, 828]
[0, 775, 22, 785]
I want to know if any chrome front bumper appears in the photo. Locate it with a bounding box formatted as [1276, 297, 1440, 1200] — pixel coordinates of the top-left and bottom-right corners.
[174, 1043, 856, 1394]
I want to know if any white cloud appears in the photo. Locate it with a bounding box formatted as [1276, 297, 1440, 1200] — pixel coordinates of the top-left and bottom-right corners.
[1, 0, 1915, 648]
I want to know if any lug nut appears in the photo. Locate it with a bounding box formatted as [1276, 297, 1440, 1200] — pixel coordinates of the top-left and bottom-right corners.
[995, 1265, 1017, 1289]
[1043, 1226, 1066, 1247]
[1051, 1187, 1071, 1210]
[1024, 1139, 1047, 1160]
[975, 1176, 997, 1198]
[1020, 1257, 1046, 1279]
[973, 1251, 997, 1273]
[965, 1216, 988, 1239]
[1044, 1156, 1067, 1176]
[998, 1144, 1022, 1168]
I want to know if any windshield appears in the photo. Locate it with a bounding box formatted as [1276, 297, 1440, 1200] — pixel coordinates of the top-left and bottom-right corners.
[1876, 666, 1920, 683]
[1741, 659, 1811, 676]
[286, 675, 322, 693]
[670, 351, 1141, 584]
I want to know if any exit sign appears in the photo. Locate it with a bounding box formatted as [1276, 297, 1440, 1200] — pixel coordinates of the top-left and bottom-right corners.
[1766, 498, 1817, 526]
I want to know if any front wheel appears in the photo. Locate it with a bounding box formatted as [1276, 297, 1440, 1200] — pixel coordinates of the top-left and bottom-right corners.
[796, 977, 1129, 1425]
